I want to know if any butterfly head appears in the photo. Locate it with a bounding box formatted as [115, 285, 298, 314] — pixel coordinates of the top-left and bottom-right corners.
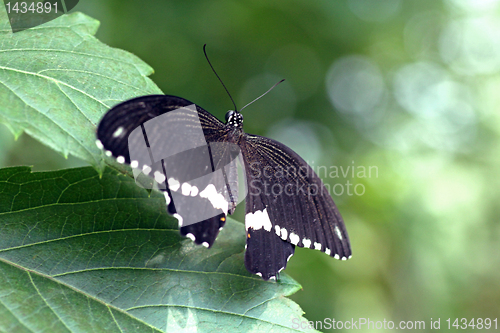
[225, 110, 243, 128]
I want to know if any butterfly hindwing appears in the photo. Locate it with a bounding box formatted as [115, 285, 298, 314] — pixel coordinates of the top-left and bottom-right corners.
[242, 134, 351, 268]
[180, 212, 227, 248]
[244, 186, 295, 280]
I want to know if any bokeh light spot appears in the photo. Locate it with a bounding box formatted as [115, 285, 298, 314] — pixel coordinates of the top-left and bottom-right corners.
[326, 56, 385, 118]
[348, 0, 401, 22]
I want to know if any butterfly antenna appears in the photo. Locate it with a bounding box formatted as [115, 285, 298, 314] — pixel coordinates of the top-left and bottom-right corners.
[239, 79, 285, 112]
[203, 44, 238, 112]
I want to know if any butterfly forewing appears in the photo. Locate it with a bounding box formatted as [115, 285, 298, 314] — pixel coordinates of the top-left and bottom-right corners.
[97, 95, 226, 164]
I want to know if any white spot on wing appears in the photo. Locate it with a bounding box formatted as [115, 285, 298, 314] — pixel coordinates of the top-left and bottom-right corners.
[245, 208, 272, 232]
[335, 226, 343, 241]
[341, 256, 347, 261]
[269, 276, 276, 281]
[117, 156, 125, 164]
[95, 140, 103, 149]
[325, 248, 331, 255]
[302, 238, 311, 248]
[287, 253, 293, 262]
[112, 127, 124, 138]
[168, 178, 180, 191]
[280, 228, 288, 241]
[202, 242, 209, 248]
[154, 171, 166, 184]
[173, 213, 183, 227]
[181, 183, 191, 196]
[130, 160, 139, 169]
[348, 255, 352, 259]
[186, 233, 195, 241]
[190, 186, 199, 197]
[275, 225, 281, 236]
[200, 184, 228, 215]
[142, 165, 151, 175]
[334, 254, 340, 260]
[289, 233, 299, 245]
[163, 191, 171, 205]
[256, 272, 262, 277]
[314, 242, 322, 250]
[105, 150, 112, 157]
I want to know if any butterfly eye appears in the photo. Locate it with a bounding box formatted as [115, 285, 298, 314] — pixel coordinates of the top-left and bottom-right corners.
[225, 110, 235, 122]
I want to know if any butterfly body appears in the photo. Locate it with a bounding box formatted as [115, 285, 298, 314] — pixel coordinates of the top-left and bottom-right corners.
[97, 94, 351, 280]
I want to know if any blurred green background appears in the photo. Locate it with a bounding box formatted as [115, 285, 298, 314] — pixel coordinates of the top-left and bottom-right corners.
[1, 0, 499, 331]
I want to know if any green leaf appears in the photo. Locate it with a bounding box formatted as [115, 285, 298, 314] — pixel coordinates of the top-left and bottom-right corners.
[0, 166, 316, 333]
[0, 9, 162, 172]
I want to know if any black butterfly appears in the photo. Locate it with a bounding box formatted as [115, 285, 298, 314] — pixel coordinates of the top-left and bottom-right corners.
[96, 94, 351, 280]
